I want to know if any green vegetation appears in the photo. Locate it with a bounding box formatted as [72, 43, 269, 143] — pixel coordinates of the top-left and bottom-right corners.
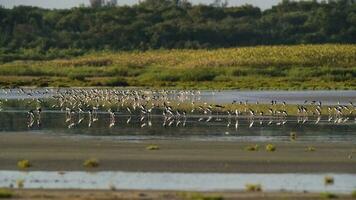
[320, 192, 338, 199]
[0, 189, 13, 198]
[245, 184, 262, 192]
[266, 144, 276, 152]
[0, 44, 355, 89]
[83, 158, 100, 168]
[17, 160, 31, 169]
[0, 0, 355, 62]
[146, 145, 160, 150]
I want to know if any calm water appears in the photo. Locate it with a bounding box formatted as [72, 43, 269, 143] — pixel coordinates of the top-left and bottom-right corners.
[0, 111, 355, 142]
[1, 171, 356, 193]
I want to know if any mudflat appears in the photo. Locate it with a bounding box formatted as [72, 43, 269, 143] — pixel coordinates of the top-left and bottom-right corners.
[0, 133, 355, 173]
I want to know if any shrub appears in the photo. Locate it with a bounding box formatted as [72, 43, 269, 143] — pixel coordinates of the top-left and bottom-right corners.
[265, 144, 276, 152]
[17, 160, 31, 169]
[83, 158, 99, 168]
[146, 145, 160, 150]
[245, 184, 262, 192]
[324, 176, 334, 185]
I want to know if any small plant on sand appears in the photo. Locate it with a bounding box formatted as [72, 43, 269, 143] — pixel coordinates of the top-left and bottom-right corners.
[290, 132, 297, 141]
[265, 144, 276, 152]
[245, 144, 259, 151]
[305, 146, 316, 152]
[83, 158, 99, 168]
[324, 176, 334, 185]
[0, 188, 13, 198]
[17, 160, 31, 169]
[245, 184, 262, 192]
[146, 145, 160, 150]
[320, 192, 338, 199]
[16, 179, 24, 189]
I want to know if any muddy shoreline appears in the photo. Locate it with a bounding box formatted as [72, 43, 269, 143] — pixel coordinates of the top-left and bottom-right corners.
[0, 133, 355, 173]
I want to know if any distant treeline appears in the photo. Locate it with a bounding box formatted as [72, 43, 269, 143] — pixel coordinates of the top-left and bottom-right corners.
[0, 0, 355, 59]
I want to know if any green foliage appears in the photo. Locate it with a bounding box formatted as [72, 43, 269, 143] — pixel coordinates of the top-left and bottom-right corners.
[0, 0, 355, 62]
[0, 45, 355, 89]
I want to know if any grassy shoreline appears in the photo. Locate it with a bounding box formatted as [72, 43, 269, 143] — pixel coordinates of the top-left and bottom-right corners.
[0, 45, 355, 89]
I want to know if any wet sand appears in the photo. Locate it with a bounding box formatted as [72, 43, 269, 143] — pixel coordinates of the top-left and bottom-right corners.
[0, 133, 355, 173]
[4, 189, 356, 200]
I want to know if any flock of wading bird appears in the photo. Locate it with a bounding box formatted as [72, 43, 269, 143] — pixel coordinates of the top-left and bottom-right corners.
[0, 89, 355, 129]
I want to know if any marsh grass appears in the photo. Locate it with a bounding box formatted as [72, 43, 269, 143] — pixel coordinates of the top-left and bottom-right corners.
[0, 189, 13, 198]
[1, 45, 355, 89]
[146, 145, 160, 150]
[17, 160, 31, 169]
[83, 158, 100, 168]
[265, 144, 276, 152]
[245, 184, 262, 192]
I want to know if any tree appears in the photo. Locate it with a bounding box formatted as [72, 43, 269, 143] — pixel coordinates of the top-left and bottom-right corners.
[106, 0, 118, 7]
[90, 0, 104, 8]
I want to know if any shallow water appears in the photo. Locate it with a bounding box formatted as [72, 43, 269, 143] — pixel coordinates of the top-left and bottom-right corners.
[1, 171, 355, 193]
[1, 112, 355, 142]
